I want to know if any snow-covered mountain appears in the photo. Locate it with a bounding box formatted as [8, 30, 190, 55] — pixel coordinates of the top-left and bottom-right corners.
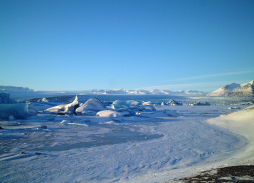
[170, 90, 206, 95]
[87, 89, 206, 95]
[0, 85, 206, 97]
[207, 81, 254, 97]
[90, 89, 130, 95]
[149, 89, 170, 95]
[207, 83, 240, 96]
[230, 81, 254, 97]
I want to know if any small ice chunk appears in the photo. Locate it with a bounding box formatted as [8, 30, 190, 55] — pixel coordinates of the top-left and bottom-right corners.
[142, 101, 152, 106]
[61, 120, 67, 123]
[167, 99, 182, 106]
[8, 115, 15, 120]
[96, 110, 130, 117]
[111, 100, 139, 109]
[228, 107, 241, 109]
[41, 98, 49, 102]
[137, 111, 170, 117]
[194, 102, 210, 106]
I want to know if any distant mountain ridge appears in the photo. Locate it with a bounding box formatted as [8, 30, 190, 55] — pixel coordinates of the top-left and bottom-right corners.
[0, 85, 34, 91]
[207, 81, 254, 97]
[86, 89, 207, 95]
[0, 85, 207, 96]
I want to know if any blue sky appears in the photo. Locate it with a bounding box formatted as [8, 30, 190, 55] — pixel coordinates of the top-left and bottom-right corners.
[1, 0, 254, 92]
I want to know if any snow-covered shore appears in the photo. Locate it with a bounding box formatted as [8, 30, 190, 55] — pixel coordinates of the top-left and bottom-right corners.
[207, 105, 254, 165]
[0, 95, 253, 182]
[166, 105, 254, 182]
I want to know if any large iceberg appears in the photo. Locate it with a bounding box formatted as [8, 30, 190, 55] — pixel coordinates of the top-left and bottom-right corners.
[45, 96, 79, 115]
[0, 92, 17, 104]
[0, 103, 31, 119]
[0, 92, 31, 119]
[75, 97, 107, 115]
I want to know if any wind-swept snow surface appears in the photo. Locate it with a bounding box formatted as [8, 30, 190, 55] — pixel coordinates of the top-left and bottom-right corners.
[207, 105, 254, 164]
[167, 105, 254, 182]
[0, 101, 252, 182]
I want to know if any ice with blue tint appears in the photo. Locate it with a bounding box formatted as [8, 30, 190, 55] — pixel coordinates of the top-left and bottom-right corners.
[111, 100, 140, 109]
[0, 93, 253, 183]
[0, 92, 17, 104]
[76, 95, 254, 106]
[0, 92, 32, 119]
[0, 103, 31, 119]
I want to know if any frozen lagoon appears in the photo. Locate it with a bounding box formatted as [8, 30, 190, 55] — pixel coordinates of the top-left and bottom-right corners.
[0, 95, 253, 182]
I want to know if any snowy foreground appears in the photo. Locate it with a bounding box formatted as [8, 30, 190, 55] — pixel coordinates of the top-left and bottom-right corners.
[0, 97, 254, 182]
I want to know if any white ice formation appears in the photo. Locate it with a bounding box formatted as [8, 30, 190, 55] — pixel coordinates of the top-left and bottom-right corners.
[96, 110, 131, 117]
[167, 99, 182, 105]
[75, 97, 107, 115]
[45, 96, 79, 115]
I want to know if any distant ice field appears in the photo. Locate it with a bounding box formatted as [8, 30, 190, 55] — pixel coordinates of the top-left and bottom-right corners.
[76, 94, 253, 105]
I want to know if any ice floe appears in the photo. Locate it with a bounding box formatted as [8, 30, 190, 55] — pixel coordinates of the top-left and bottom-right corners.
[0, 93, 31, 119]
[0, 93, 17, 104]
[111, 100, 140, 109]
[0, 103, 32, 119]
[96, 110, 131, 117]
[45, 96, 79, 115]
[0, 94, 253, 183]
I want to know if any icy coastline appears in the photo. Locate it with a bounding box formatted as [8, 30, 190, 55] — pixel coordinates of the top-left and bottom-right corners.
[0, 94, 253, 182]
